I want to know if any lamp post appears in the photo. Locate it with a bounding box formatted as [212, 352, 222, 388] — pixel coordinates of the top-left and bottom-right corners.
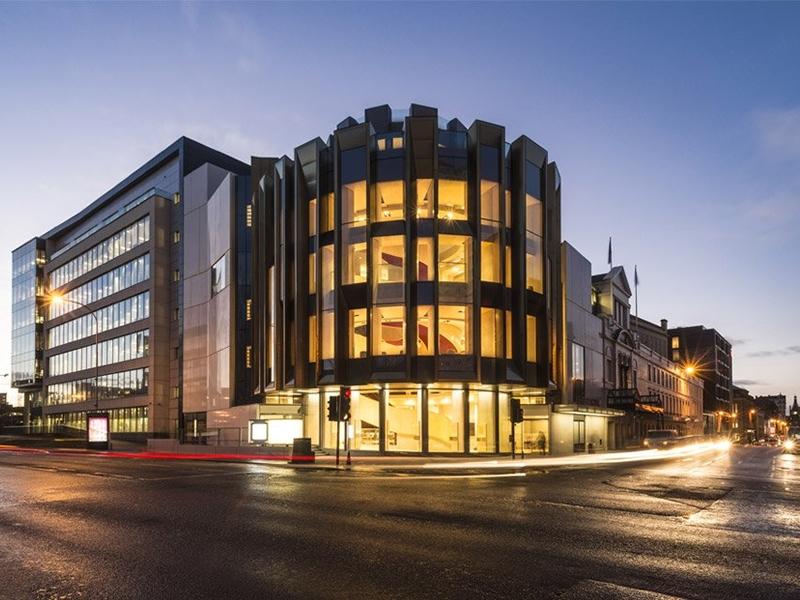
[48, 294, 101, 429]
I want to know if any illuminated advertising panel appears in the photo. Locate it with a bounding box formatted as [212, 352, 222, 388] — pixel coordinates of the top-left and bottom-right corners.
[267, 419, 303, 445]
[87, 413, 110, 450]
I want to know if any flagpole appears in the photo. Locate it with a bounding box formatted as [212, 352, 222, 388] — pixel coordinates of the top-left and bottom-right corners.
[634, 265, 639, 340]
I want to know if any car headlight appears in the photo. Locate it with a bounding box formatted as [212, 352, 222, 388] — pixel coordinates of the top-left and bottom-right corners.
[784, 439, 796, 450]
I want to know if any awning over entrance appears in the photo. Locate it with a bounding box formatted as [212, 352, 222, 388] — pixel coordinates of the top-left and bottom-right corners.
[553, 404, 625, 417]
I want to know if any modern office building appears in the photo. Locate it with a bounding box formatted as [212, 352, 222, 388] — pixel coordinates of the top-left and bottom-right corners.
[12, 103, 567, 455]
[668, 325, 733, 433]
[232, 103, 564, 454]
[11, 138, 249, 439]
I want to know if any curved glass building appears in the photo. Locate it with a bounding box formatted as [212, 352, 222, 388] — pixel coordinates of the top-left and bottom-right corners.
[250, 104, 563, 454]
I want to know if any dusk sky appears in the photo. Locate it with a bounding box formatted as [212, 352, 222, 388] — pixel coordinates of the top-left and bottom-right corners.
[1, 2, 798, 405]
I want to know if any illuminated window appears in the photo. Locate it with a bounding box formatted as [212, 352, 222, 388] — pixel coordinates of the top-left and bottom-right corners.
[481, 307, 503, 358]
[349, 309, 368, 358]
[438, 234, 471, 283]
[342, 225, 367, 284]
[308, 198, 317, 236]
[386, 389, 420, 452]
[321, 245, 334, 309]
[321, 192, 334, 232]
[416, 306, 433, 356]
[438, 305, 471, 355]
[374, 180, 404, 222]
[245, 298, 252, 321]
[671, 336, 680, 349]
[437, 179, 468, 220]
[173, 193, 181, 205]
[246, 204, 253, 228]
[173, 230, 181, 243]
[342, 180, 367, 224]
[428, 389, 465, 452]
[469, 390, 495, 452]
[377, 138, 387, 151]
[525, 234, 543, 293]
[321, 310, 334, 360]
[416, 238, 433, 281]
[526, 315, 537, 362]
[372, 305, 405, 356]
[480, 180, 501, 222]
[372, 235, 404, 303]
[505, 310, 513, 359]
[526, 193, 543, 235]
[480, 225, 501, 283]
[245, 345, 252, 368]
[308, 253, 316, 294]
[391, 136, 404, 150]
[505, 189, 512, 226]
[415, 179, 433, 218]
[308, 315, 317, 363]
[505, 245, 512, 287]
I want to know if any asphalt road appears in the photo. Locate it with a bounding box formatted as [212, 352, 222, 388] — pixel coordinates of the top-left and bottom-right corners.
[0, 446, 797, 600]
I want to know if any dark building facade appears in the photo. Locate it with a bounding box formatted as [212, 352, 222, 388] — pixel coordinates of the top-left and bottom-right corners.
[241, 103, 564, 454]
[668, 325, 733, 433]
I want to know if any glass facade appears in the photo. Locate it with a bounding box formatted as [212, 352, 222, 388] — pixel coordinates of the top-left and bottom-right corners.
[47, 406, 148, 433]
[48, 330, 150, 376]
[49, 254, 150, 318]
[11, 239, 44, 386]
[50, 216, 150, 290]
[47, 367, 149, 405]
[48, 291, 149, 348]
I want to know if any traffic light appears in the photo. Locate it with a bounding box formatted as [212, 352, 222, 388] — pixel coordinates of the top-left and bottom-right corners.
[510, 398, 524, 423]
[327, 395, 340, 421]
[340, 386, 352, 421]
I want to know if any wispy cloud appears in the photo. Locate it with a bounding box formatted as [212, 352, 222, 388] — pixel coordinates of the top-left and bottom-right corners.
[746, 345, 800, 358]
[755, 107, 800, 161]
[734, 379, 763, 386]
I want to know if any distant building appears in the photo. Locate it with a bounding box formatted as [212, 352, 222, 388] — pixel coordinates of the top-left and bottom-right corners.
[668, 325, 733, 434]
[755, 394, 787, 418]
[789, 396, 800, 431]
[631, 316, 669, 359]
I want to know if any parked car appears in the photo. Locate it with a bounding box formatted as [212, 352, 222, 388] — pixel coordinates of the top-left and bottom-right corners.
[643, 429, 680, 449]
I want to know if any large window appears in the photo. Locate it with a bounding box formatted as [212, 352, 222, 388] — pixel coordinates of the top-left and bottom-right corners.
[480, 181, 501, 223]
[308, 253, 316, 294]
[47, 367, 149, 406]
[373, 180, 404, 222]
[386, 390, 421, 452]
[321, 310, 334, 361]
[480, 308, 503, 358]
[438, 234, 471, 283]
[428, 389, 464, 452]
[349, 309, 368, 358]
[50, 216, 150, 290]
[414, 179, 433, 218]
[469, 391, 495, 452]
[211, 254, 227, 296]
[342, 180, 367, 224]
[308, 197, 317, 237]
[342, 226, 367, 284]
[416, 238, 433, 281]
[480, 225, 501, 283]
[439, 305, 471, 355]
[438, 179, 468, 221]
[48, 292, 150, 349]
[526, 315, 537, 362]
[525, 193, 543, 236]
[525, 233, 543, 293]
[321, 192, 334, 233]
[321, 245, 334, 309]
[571, 342, 586, 402]
[372, 306, 405, 356]
[49, 254, 150, 319]
[372, 235, 404, 303]
[416, 306, 433, 356]
[308, 315, 317, 363]
[48, 330, 149, 377]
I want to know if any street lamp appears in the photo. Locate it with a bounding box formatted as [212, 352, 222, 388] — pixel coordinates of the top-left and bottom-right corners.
[47, 294, 102, 431]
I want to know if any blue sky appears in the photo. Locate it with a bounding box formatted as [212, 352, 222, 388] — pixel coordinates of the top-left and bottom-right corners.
[1, 2, 798, 405]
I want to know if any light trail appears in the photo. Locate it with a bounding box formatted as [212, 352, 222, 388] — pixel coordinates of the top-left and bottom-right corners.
[421, 440, 731, 470]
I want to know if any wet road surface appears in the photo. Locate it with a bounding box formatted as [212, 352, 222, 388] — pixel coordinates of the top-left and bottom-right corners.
[0, 446, 798, 599]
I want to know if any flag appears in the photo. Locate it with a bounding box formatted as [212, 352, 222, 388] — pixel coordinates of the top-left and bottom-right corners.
[634, 265, 639, 287]
[607, 237, 612, 267]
